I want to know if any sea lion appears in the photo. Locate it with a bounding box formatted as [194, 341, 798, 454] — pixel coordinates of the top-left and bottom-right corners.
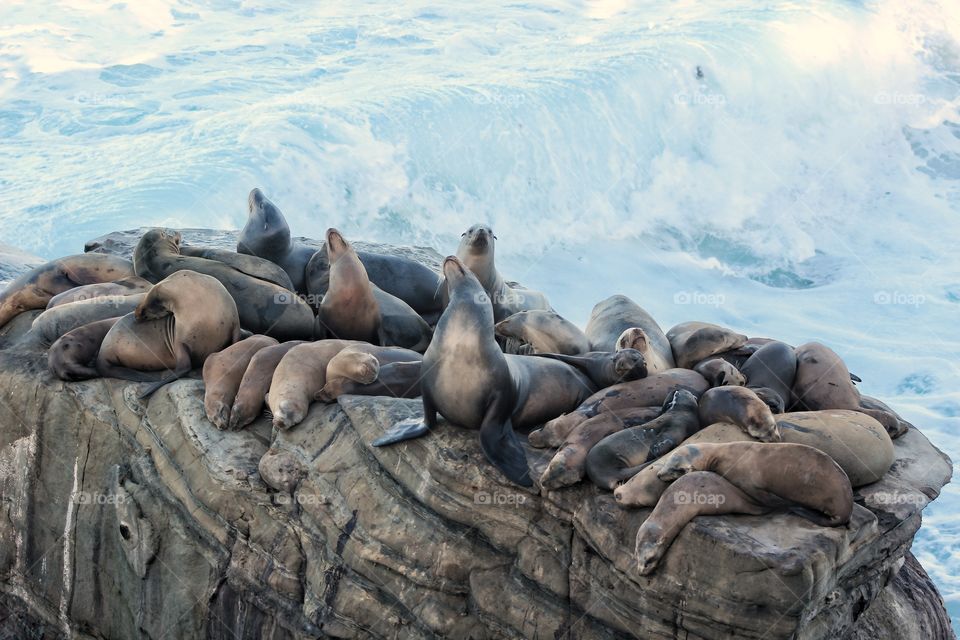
[533, 349, 647, 389]
[538, 405, 660, 490]
[48, 317, 120, 381]
[693, 358, 745, 388]
[317, 229, 380, 343]
[793, 342, 906, 438]
[202, 335, 279, 429]
[613, 460, 671, 508]
[586, 389, 702, 490]
[267, 340, 379, 430]
[666, 321, 748, 370]
[134, 229, 314, 340]
[585, 296, 674, 368]
[228, 341, 307, 430]
[656, 442, 854, 527]
[180, 243, 294, 290]
[615, 327, 673, 374]
[859, 395, 914, 436]
[371, 256, 590, 486]
[97, 271, 241, 392]
[317, 345, 423, 402]
[238, 188, 319, 292]
[698, 385, 779, 441]
[739, 340, 796, 413]
[494, 310, 591, 355]
[317, 361, 424, 402]
[370, 286, 433, 352]
[528, 369, 708, 449]
[634, 471, 767, 575]
[444, 224, 551, 322]
[0, 254, 135, 328]
[46, 276, 152, 308]
[19, 293, 145, 349]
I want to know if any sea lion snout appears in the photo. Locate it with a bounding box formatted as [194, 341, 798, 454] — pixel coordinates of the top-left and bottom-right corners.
[248, 187, 266, 210]
[442, 256, 467, 280]
[325, 228, 348, 254]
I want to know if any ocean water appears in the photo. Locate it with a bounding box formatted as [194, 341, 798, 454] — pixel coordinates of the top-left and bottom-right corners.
[1, 0, 959, 630]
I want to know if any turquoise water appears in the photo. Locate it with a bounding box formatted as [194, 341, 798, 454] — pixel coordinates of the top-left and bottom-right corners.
[0, 0, 958, 629]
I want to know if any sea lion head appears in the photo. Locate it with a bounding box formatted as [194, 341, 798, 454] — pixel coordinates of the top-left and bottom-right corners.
[242, 188, 291, 254]
[635, 521, 665, 576]
[743, 406, 781, 442]
[272, 399, 306, 431]
[661, 388, 699, 414]
[616, 327, 649, 352]
[325, 228, 351, 260]
[459, 224, 496, 255]
[611, 348, 647, 382]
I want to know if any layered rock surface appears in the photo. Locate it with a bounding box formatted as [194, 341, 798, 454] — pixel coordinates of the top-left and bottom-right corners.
[0, 229, 953, 639]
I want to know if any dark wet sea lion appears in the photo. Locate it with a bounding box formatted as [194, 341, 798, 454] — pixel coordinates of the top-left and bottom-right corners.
[238, 188, 319, 292]
[97, 271, 241, 393]
[180, 243, 294, 290]
[693, 358, 745, 388]
[494, 310, 591, 355]
[656, 441, 854, 527]
[19, 294, 145, 349]
[0, 253, 135, 328]
[739, 340, 797, 414]
[48, 317, 121, 381]
[585, 295, 674, 369]
[533, 349, 647, 389]
[371, 256, 587, 487]
[229, 341, 307, 430]
[666, 321, 748, 370]
[371, 285, 433, 352]
[46, 276, 152, 308]
[698, 385, 780, 441]
[134, 228, 314, 340]
[202, 335, 279, 429]
[586, 389, 702, 490]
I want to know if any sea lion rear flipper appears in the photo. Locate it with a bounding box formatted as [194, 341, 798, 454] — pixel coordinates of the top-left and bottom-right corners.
[479, 412, 532, 487]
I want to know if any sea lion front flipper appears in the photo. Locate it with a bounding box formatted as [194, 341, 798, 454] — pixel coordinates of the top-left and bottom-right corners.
[371, 417, 430, 445]
[479, 406, 532, 487]
[850, 372, 862, 383]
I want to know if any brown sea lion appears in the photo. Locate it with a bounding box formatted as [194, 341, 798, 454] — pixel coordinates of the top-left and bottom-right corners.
[613, 459, 671, 508]
[528, 369, 708, 449]
[793, 342, 906, 438]
[494, 310, 591, 355]
[134, 228, 314, 340]
[371, 256, 589, 487]
[666, 321, 748, 370]
[586, 389, 702, 490]
[0, 253, 135, 328]
[586, 296, 674, 369]
[698, 385, 780, 441]
[634, 471, 767, 575]
[202, 335, 279, 429]
[317, 361, 424, 402]
[533, 349, 647, 389]
[656, 442, 854, 527]
[317, 344, 423, 402]
[97, 271, 241, 394]
[615, 327, 673, 374]
[228, 341, 307, 430]
[317, 229, 381, 343]
[46, 276, 152, 308]
[48, 317, 121, 381]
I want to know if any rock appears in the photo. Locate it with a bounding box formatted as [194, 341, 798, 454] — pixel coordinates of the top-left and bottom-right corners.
[0, 242, 44, 287]
[0, 230, 953, 639]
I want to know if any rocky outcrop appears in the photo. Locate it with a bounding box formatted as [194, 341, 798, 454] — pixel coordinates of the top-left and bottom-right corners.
[0, 230, 953, 639]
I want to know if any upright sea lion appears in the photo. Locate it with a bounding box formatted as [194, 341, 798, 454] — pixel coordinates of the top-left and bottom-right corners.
[317, 229, 380, 343]
[698, 385, 780, 441]
[19, 294, 145, 349]
[46, 276, 152, 308]
[134, 228, 314, 340]
[238, 188, 319, 292]
[584, 295, 672, 363]
[494, 310, 591, 355]
[528, 369, 708, 449]
[202, 335, 278, 429]
[267, 340, 375, 430]
[666, 321, 748, 370]
[656, 441, 854, 527]
[739, 340, 797, 413]
[97, 271, 240, 393]
[533, 349, 647, 389]
[693, 358, 745, 388]
[371, 256, 589, 486]
[444, 224, 551, 322]
[48, 317, 120, 381]
[586, 389, 702, 490]
[228, 341, 307, 430]
[615, 327, 673, 374]
[792, 342, 906, 438]
[317, 345, 423, 401]
[0, 253, 135, 328]
[180, 243, 294, 290]
[634, 471, 767, 575]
